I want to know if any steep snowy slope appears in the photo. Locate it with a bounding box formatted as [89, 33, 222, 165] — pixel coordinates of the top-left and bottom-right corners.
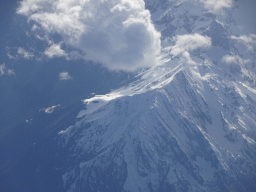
[59, 63, 256, 192]
[58, 0, 256, 191]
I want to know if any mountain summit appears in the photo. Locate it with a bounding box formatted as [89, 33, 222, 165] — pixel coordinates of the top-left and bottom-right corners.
[58, 0, 256, 191]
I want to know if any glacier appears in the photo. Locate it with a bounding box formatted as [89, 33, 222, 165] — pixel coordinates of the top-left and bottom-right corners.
[58, 0, 256, 191]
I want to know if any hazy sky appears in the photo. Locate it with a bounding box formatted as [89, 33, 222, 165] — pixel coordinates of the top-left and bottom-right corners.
[233, 0, 256, 34]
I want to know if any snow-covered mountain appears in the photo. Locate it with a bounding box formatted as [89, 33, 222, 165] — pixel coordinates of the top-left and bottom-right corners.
[57, 0, 256, 191]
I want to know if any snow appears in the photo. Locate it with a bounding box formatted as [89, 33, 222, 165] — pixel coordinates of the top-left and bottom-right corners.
[59, 0, 256, 191]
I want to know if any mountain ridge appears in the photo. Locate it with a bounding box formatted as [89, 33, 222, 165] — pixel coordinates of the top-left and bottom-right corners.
[30, 0, 256, 191]
[59, 62, 256, 191]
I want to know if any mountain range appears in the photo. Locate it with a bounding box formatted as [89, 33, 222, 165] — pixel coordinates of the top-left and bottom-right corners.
[0, 0, 256, 191]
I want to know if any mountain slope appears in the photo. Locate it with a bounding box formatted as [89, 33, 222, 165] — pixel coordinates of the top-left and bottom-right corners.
[58, 0, 256, 191]
[59, 63, 256, 191]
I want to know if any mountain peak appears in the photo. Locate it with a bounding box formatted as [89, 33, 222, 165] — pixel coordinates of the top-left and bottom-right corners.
[60, 55, 256, 191]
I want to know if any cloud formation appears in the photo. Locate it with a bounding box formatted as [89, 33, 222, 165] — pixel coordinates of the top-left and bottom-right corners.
[165, 33, 211, 64]
[170, 33, 211, 56]
[7, 53, 16, 60]
[222, 54, 250, 65]
[0, 63, 15, 76]
[231, 34, 256, 50]
[59, 72, 72, 80]
[222, 55, 238, 64]
[45, 43, 67, 58]
[198, 0, 233, 12]
[17, 0, 161, 72]
[17, 47, 34, 59]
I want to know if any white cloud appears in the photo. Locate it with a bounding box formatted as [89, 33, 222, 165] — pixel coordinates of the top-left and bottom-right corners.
[45, 43, 67, 58]
[8, 69, 15, 76]
[32, 24, 39, 31]
[231, 34, 256, 50]
[17, 47, 34, 59]
[0, 64, 5, 76]
[0, 63, 15, 76]
[40, 104, 61, 113]
[59, 72, 72, 80]
[222, 55, 237, 64]
[222, 54, 250, 65]
[198, 0, 233, 12]
[17, 0, 161, 72]
[168, 33, 211, 64]
[7, 53, 16, 60]
[170, 33, 212, 56]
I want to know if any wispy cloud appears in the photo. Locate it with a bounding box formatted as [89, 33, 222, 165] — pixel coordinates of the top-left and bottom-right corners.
[222, 54, 250, 65]
[59, 72, 72, 80]
[17, 47, 34, 59]
[17, 0, 161, 72]
[166, 33, 211, 64]
[0, 63, 15, 76]
[198, 0, 233, 12]
[170, 33, 212, 57]
[40, 104, 61, 113]
[7, 53, 16, 60]
[169, 33, 212, 63]
[231, 34, 256, 50]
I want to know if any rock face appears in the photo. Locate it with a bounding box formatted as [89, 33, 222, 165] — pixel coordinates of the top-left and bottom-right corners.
[58, 0, 256, 191]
